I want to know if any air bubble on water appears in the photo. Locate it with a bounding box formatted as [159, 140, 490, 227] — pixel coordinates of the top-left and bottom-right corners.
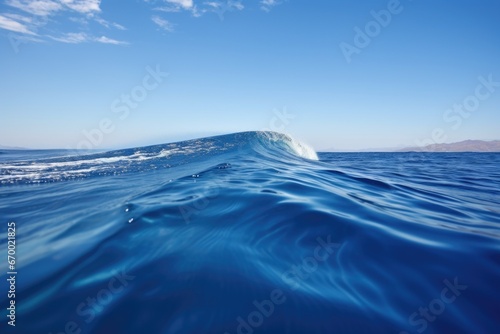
[218, 163, 231, 169]
[128, 218, 134, 223]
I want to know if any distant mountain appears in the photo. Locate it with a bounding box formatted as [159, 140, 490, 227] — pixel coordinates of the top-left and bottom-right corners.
[0, 144, 28, 150]
[398, 140, 500, 152]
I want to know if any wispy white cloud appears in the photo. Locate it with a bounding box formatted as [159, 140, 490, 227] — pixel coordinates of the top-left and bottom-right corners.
[0, 14, 35, 34]
[49, 31, 89, 43]
[49, 31, 128, 44]
[153, 0, 203, 17]
[154, 6, 181, 13]
[65, 16, 126, 31]
[9, 33, 45, 44]
[231, 1, 243, 11]
[203, 1, 243, 11]
[95, 35, 128, 45]
[0, 0, 128, 46]
[3, 13, 33, 24]
[154, 0, 247, 19]
[4, 0, 101, 17]
[203, 0, 244, 20]
[5, 0, 63, 17]
[166, 0, 193, 10]
[152, 15, 174, 32]
[260, 0, 282, 12]
[59, 0, 101, 14]
[204, 1, 218, 7]
[95, 17, 126, 30]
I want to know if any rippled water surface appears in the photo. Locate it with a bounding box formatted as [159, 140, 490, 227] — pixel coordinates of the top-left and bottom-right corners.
[1, 132, 499, 333]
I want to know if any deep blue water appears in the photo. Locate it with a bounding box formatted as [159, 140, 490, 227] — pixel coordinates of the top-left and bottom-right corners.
[1, 131, 499, 334]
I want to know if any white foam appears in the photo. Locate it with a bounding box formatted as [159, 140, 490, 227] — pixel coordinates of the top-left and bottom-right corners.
[261, 132, 318, 160]
[288, 138, 319, 160]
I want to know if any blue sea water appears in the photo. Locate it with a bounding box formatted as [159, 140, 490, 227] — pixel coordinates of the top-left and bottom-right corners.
[0, 131, 499, 334]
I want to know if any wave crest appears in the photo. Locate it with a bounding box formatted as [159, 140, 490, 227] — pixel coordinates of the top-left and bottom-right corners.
[0, 132, 318, 184]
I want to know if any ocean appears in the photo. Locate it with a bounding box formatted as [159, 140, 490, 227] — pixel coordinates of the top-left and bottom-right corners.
[1, 131, 499, 334]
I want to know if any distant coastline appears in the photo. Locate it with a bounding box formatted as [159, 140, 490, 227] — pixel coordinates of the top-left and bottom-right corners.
[0, 145, 28, 150]
[397, 140, 500, 153]
[323, 140, 500, 153]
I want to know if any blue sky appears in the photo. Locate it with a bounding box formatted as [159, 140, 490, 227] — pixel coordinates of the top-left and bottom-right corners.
[1, 0, 499, 150]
